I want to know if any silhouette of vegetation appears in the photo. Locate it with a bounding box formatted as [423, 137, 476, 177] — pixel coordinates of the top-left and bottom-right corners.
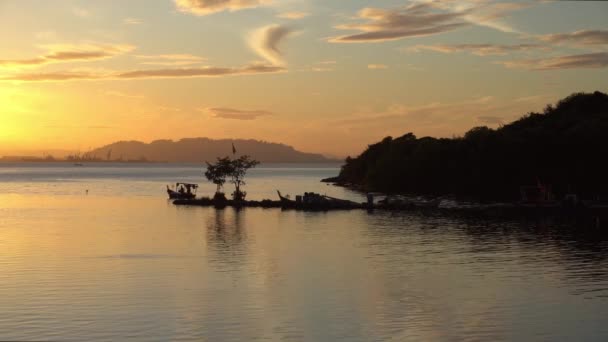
[229, 156, 260, 201]
[204, 157, 232, 201]
[333, 91, 608, 200]
[205, 157, 230, 192]
[205, 155, 260, 201]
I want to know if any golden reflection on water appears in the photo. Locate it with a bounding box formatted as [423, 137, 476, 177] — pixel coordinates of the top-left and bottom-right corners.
[1, 185, 608, 340]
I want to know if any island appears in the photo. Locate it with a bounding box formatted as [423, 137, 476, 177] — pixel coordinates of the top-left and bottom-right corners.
[324, 91, 608, 202]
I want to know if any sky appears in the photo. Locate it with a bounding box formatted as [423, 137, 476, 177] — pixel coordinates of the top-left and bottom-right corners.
[1, 0, 607, 158]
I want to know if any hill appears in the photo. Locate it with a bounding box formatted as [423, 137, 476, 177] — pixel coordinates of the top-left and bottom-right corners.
[88, 138, 335, 163]
[331, 91, 608, 200]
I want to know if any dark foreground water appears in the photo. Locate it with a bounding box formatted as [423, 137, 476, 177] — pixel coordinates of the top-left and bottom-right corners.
[0, 163, 607, 341]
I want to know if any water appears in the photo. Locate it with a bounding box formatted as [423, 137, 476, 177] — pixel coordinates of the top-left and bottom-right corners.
[1, 163, 607, 341]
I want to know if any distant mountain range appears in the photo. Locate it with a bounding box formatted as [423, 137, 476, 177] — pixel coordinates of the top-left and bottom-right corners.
[87, 138, 337, 163]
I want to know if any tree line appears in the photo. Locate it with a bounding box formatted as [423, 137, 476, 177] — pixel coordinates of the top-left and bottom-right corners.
[334, 91, 608, 200]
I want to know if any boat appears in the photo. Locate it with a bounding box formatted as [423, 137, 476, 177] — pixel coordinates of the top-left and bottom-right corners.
[167, 183, 198, 200]
[277, 190, 361, 210]
[277, 190, 295, 206]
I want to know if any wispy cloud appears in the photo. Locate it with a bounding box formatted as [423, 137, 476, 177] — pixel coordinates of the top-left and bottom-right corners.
[329, 2, 527, 43]
[277, 11, 309, 20]
[248, 24, 294, 66]
[0, 43, 135, 69]
[0, 63, 286, 82]
[204, 107, 273, 120]
[538, 29, 608, 46]
[174, 0, 270, 16]
[329, 4, 468, 43]
[135, 54, 205, 66]
[368, 64, 388, 69]
[426, 1, 530, 34]
[408, 43, 542, 56]
[499, 52, 608, 70]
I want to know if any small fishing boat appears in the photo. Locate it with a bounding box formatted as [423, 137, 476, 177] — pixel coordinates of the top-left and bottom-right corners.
[277, 190, 361, 210]
[167, 183, 198, 200]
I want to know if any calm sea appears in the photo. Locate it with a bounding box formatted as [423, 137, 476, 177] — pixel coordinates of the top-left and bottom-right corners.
[0, 163, 607, 341]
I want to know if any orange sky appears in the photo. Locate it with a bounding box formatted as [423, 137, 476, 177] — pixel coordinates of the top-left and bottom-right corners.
[1, 1, 608, 157]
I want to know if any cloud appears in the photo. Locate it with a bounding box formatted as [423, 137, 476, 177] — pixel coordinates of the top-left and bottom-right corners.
[277, 11, 309, 20]
[135, 54, 205, 66]
[114, 63, 283, 79]
[204, 107, 273, 120]
[499, 52, 608, 70]
[426, 1, 530, 34]
[329, 4, 468, 43]
[368, 64, 388, 69]
[328, 2, 527, 43]
[248, 24, 294, 66]
[408, 43, 542, 56]
[0, 43, 135, 69]
[538, 29, 608, 46]
[0, 63, 285, 82]
[174, 0, 270, 16]
[123, 17, 143, 25]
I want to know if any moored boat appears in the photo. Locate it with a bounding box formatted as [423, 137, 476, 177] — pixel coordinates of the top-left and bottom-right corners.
[167, 183, 198, 200]
[277, 190, 361, 210]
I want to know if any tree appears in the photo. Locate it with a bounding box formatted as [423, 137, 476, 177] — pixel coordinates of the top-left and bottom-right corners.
[333, 91, 608, 200]
[204, 157, 232, 195]
[204, 155, 260, 201]
[228, 155, 259, 201]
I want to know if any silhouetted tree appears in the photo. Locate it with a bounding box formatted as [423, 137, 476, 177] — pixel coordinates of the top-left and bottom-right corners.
[205, 156, 232, 199]
[334, 91, 608, 200]
[204, 155, 260, 201]
[228, 155, 260, 201]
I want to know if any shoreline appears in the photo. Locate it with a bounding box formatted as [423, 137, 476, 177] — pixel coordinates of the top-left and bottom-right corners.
[172, 196, 608, 219]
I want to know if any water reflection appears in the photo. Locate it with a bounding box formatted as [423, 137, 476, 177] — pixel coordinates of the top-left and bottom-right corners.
[205, 208, 250, 271]
[2, 164, 608, 341]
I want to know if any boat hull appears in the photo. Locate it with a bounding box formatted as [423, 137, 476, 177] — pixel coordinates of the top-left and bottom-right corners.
[167, 189, 195, 200]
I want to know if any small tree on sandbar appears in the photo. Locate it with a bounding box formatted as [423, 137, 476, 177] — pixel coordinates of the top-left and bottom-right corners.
[205, 155, 260, 202]
[204, 157, 232, 201]
[229, 155, 259, 201]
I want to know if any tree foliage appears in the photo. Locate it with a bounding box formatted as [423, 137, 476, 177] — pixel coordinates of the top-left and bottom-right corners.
[335, 91, 608, 200]
[204, 156, 232, 193]
[204, 155, 260, 201]
[228, 155, 260, 201]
